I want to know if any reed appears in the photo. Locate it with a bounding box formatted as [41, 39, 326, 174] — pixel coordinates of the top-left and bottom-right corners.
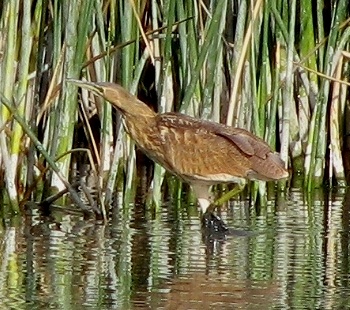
[0, 0, 349, 215]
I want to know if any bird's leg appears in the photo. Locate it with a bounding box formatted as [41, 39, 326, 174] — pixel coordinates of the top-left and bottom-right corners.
[201, 183, 245, 233]
[191, 184, 212, 213]
[191, 184, 228, 233]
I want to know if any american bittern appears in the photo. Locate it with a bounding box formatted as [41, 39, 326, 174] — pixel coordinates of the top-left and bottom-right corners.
[69, 80, 288, 230]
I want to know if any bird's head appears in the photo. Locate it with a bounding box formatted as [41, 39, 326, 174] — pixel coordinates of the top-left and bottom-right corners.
[67, 79, 151, 116]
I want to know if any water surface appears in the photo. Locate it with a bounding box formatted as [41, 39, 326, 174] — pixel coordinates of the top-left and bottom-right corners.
[0, 188, 350, 309]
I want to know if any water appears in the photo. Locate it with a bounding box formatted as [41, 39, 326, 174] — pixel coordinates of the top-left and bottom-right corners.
[0, 188, 350, 309]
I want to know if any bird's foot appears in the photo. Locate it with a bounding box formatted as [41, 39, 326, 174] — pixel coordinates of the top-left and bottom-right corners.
[202, 211, 228, 235]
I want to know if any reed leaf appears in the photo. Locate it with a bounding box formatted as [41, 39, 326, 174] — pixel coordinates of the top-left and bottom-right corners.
[0, 0, 349, 216]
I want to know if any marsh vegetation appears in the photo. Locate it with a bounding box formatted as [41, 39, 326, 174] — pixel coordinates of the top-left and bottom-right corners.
[0, 0, 349, 215]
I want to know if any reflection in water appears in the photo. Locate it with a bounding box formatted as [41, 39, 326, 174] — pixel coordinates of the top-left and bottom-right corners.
[0, 189, 349, 309]
[161, 273, 279, 310]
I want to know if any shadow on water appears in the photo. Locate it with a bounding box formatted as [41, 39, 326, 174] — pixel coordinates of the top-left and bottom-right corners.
[0, 187, 350, 308]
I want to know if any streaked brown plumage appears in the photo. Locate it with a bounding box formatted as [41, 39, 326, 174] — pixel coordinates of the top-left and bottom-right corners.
[68, 80, 289, 216]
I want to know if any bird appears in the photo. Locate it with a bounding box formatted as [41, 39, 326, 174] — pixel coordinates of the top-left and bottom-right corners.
[68, 79, 289, 232]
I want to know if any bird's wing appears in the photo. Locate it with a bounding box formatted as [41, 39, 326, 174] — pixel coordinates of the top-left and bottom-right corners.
[155, 113, 287, 182]
[158, 112, 271, 158]
[213, 127, 272, 159]
[155, 113, 253, 181]
[212, 126, 287, 177]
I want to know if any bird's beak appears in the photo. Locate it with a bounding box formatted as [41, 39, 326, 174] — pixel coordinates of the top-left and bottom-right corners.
[66, 78, 104, 96]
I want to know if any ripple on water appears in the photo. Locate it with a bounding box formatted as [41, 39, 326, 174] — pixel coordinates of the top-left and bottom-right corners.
[0, 189, 350, 309]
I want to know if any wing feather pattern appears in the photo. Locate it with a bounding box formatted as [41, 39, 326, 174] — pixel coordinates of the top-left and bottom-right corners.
[154, 112, 287, 183]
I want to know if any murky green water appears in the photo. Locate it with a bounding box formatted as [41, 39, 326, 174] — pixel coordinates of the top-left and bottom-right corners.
[0, 188, 350, 309]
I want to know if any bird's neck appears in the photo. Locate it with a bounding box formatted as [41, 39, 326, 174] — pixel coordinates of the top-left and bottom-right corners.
[113, 95, 155, 118]
[122, 105, 157, 148]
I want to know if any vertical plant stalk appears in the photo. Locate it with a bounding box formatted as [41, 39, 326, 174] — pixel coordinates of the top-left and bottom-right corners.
[307, 0, 348, 189]
[180, 0, 228, 115]
[129, 0, 154, 64]
[1, 0, 18, 120]
[201, 0, 227, 121]
[212, 45, 223, 123]
[280, 0, 296, 168]
[267, 43, 280, 148]
[10, 0, 33, 202]
[91, 2, 114, 215]
[150, 0, 176, 208]
[0, 0, 20, 210]
[226, 0, 247, 125]
[226, 0, 263, 127]
[179, 0, 202, 116]
[297, 6, 320, 177]
[51, 0, 94, 191]
[329, 54, 346, 185]
[0, 93, 90, 214]
[27, 0, 46, 192]
[118, 0, 139, 206]
[258, 4, 271, 139]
